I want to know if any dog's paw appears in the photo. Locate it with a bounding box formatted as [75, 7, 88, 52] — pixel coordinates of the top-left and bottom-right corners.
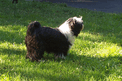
[55, 53, 66, 59]
[38, 59, 45, 62]
[61, 54, 66, 59]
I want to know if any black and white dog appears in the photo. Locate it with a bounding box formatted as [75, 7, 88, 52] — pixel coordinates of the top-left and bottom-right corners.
[25, 17, 84, 61]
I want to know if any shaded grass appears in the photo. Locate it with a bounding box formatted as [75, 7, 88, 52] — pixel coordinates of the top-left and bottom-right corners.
[0, 0, 122, 81]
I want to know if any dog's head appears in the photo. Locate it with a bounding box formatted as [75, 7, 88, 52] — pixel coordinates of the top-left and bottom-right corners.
[27, 21, 41, 36]
[68, 16, 84, 37]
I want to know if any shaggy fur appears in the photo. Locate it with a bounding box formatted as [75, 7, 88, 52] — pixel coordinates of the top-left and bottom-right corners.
[25, 17, 84, 61]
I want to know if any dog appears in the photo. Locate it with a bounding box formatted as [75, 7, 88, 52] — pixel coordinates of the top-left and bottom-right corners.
[25, 16, 84, 61]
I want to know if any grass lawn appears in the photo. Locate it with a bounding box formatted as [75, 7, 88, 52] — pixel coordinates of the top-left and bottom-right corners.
[0, 0, 122, 81]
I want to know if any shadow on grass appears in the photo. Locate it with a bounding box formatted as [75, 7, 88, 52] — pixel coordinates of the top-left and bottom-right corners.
[0, 47, 26, 56]
[66, 53, 122, 80]
[0, 28, 25, 44]
[1, 64, 80, 81]
[1, 50, 122, 81]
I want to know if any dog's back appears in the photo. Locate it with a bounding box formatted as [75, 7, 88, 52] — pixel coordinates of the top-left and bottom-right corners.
[25, 21, 70, 61]
[37, 27, 70, 53]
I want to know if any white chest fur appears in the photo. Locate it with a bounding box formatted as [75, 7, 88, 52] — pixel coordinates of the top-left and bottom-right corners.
[58, 21, 75, 46]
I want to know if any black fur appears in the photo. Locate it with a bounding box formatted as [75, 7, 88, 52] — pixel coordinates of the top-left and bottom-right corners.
[25, 21, 71, 61]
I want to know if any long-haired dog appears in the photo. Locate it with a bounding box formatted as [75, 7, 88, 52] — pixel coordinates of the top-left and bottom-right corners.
[25, 17, 84, 61]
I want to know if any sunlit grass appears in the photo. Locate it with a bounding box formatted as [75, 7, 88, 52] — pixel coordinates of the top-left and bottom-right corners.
[0, 0, 122, 81]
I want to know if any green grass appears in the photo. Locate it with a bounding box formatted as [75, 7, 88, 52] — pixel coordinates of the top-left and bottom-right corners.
[0, 0, 122, 81]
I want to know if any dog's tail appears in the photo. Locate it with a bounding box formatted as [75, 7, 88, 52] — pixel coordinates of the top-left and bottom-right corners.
[27, 21, 41, 36]
[33, 21, 41, 28]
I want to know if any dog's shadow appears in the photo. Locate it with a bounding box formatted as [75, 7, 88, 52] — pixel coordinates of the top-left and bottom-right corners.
[38, 52, 65, 62]
[39, 51, 85, 63]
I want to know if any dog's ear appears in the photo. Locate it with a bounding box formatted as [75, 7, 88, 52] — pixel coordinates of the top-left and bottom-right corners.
[68, 18, 75, 27]
[33, 21, 41, 28]
[68, 18, 76, 29]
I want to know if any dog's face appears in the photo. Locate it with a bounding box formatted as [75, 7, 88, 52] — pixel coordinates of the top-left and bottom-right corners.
[27, 21, 41, 36]
[68, 17, 84, 37]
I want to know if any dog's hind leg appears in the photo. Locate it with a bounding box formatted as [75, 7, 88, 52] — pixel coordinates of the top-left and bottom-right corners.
[26, 50, 44, 62]
[25, 44, 45, 62]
